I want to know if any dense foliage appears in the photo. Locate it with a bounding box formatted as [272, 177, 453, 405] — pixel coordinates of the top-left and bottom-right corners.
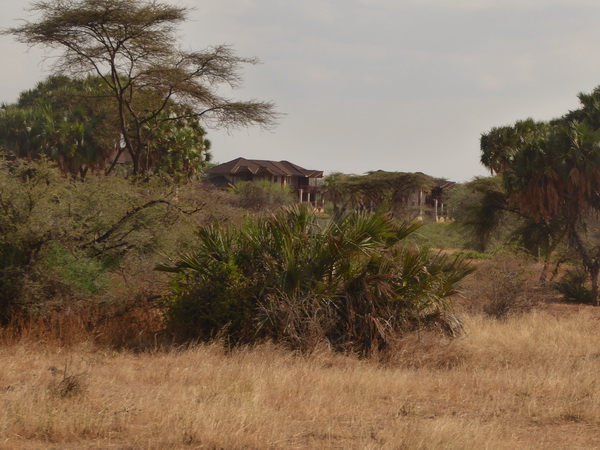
[0, 76, 116, 177]
[0, 157, 239, 323]
[480, 86, 600, 301]
[324, 171, 441, 219]
[1, 75, 214, 178]
[159, 205, 473, 354]
[230, 180, 294, 211]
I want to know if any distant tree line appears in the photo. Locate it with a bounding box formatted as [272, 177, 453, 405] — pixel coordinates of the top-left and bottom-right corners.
[324, 171, 445, 219]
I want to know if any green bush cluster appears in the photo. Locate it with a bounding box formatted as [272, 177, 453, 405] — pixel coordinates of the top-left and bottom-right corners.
[230, 180, 294, 211]
[159, 205, 474, 354]
[0, 157, 236, 323]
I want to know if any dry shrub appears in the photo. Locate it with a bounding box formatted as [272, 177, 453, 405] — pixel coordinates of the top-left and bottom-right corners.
[257, 294, 334, 354]
[1, 302, 94, 346]
[91, 299, 166, 350]
[460, 254, 536, 319]
[0, 297, 166, 350]
[48, 363, 88, 399]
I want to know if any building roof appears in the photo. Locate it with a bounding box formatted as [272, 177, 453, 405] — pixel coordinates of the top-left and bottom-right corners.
[206, 157, 323, 179]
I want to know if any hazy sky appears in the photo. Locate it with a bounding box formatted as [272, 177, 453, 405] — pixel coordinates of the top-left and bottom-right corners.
[3, 1, 600, 181]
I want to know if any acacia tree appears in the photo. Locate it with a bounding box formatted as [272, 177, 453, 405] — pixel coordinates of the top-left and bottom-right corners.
[6, 0, 277, 176]
[481, 88, 600, 303]
[324, 171, 437, 218]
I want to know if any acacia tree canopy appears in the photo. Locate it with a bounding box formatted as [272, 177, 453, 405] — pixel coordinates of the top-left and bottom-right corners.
[5, 0, 278, 176]
[324, 171, 438, 217]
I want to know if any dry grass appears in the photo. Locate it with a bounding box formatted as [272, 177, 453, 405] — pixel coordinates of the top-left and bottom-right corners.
[2, 304, 600, 449]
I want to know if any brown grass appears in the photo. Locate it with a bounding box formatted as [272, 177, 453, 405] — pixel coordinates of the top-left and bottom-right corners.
[2, 303, 600, 449]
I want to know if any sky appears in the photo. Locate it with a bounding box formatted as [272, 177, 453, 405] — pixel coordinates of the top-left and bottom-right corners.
[3, 1, 600, 181]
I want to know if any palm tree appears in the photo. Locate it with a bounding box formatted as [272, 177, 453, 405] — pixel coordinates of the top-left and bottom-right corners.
[481, 89, 600, 303]
[158, 205, 473, 353]
[1, 76, 117, 177]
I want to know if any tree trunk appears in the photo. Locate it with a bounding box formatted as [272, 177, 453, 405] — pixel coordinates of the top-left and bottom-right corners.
[590, 266, 600, 306]
[539, 228, 566, 284]
[568, 228, 600, 305]
[547, 256, 566, 284]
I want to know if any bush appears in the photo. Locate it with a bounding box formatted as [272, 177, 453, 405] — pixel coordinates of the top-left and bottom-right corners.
[159, 205, 474, 354]
[39, 244, 110, 295]
[230, 181, 294, 211]
[0, 157, 239, 324]
[554, 269, 594, 304]
[461, 254, 534, 319]
[0, 158, 65, 321]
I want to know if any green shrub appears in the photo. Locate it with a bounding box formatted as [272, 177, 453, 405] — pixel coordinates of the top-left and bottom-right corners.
[39, 244, 110, 295]
[165, 260, 255, 340]
[451, 250, 492, 260]
[0, 157, 234, 324]
[159, 205, 474, 354]
[230, 181, 294, 211]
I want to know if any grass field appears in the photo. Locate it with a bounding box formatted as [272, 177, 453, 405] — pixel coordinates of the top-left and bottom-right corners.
[2, 302, 600, 449]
